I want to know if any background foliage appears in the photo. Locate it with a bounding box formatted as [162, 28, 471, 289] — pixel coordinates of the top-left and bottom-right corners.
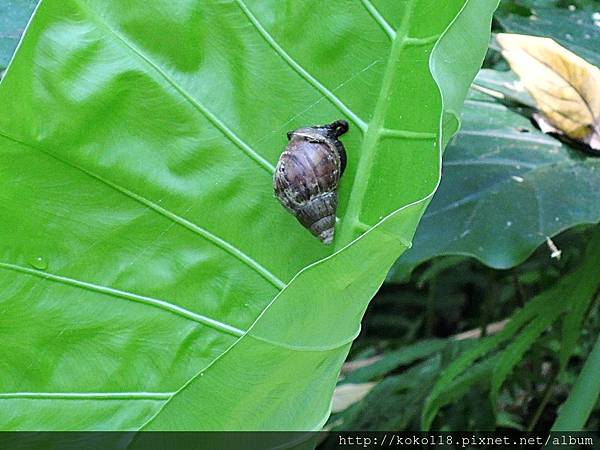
[327, 0, 600, 441]
[1, 0, 598, 441]
[0, 0, 496, 436]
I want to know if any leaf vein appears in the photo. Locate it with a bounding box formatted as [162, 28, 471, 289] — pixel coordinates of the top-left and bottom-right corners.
[360, 0, 396, 40]
[0, 132, 286, 290]
[235, 0, 368, 132]
[0, 262, 245, 337]
[0, 392, 174, 400]
[405, 34, 443, 47]
[72, 0, 275, 174]
[525, 50, 598, 122]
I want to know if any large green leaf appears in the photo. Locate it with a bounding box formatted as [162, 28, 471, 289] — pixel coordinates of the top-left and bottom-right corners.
[389, 1, 600, 278]
[0, 0, 496, 431]
[389, 91, 600, 280]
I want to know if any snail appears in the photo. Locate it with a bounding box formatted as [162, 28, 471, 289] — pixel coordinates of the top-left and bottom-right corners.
[273, 119, 349, 245]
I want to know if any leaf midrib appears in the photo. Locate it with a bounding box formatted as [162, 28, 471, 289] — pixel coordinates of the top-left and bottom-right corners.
[335, 0, 429, 249]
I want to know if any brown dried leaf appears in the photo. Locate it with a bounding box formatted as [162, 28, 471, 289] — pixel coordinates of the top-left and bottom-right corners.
[497, 33, 600, 152]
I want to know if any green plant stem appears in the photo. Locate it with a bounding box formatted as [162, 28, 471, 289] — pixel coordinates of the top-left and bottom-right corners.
[527, 370, 558, 432]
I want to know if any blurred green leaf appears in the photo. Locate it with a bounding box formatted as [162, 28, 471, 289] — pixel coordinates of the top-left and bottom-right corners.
[490, 307, 563, 405]
[331, 339, 498, 432]
[558, 228, 600, 371]
[343, 339, 447, 383]
[434, 354, 500, 430]
[474, 68, 535, 107]
[390, 92, 600, 280]
[496, 3, 600, 66]
[423, 226, 600, 430]
[415, 256, 469, 288]
[331, 357, 441, 431]
[0, 0, 497, 431]
[0, 0, 38, 70]
[496, 410, 525, 430]
[422, 272, 566, 429]
[552, 331, 600, 431]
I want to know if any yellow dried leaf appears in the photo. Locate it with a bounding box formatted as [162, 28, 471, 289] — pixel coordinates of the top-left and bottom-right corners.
[497, 33, 600, 151]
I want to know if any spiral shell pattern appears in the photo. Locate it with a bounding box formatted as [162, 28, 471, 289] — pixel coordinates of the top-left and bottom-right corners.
[273, 120, 348, 245]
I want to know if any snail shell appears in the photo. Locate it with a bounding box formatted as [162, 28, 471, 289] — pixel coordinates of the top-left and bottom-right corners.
[273, 120, 349, 245]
